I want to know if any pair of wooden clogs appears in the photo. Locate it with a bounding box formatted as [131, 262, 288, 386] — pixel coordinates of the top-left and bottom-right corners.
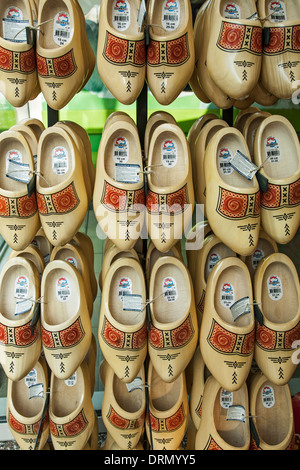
[93, 110, 194, 254]
[0, 0, 95, 109]
[189, 348, 295, 450]
[7, 354, 98, 450]
[97, 0, 195, 105]
[0, 118, 95, 250]
[189, 111, 300, 257]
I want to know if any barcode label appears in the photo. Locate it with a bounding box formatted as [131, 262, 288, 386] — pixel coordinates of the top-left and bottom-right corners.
[220, 283, 235, 308]
[271, 14, 286, 20]
[163, 14, 178, 21]
[15, 276, 29, 299]
[53, 12, 72, 46]
[162, 0, 180, 30]
[163, 277, 178, 302]
[113, 0, 131, 31]
[113, 15, 129, 22]
[262, 385, 275, 408]
[54, 29, 70, 38]
[267, 150, 280, 157]
[268, 275, 282, 300]
[56, 277, 71, 302]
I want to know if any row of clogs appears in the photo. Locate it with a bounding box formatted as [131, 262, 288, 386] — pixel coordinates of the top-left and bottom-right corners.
[93, 111, 195, 254]
[7, 355, 98, 450]
[0, 118, 95, 251]
[191, 0, 300, 108]
[0, 255, 93, 382]
[189, 350, 295, 450]
[0, 0, 95, 110]
[188, 110, 300, 255]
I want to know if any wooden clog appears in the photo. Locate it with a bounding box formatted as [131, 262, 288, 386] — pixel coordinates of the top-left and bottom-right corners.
[93, 119, 145, 251]
[195, 375, 250, 450]
[144, 111, 177, 164]
[253, 114, 300, 244]
[146, 122, 194, 252]
[41, 260, 92, 379]
[97, 0, 146, 105]
[98, 257, 147, 383]
[146, 0, 195, 105]
[148, 255, 198, 383]
[234, 106, 261, 133]
[0, 0, 38, 107]
[146, 360, 188, 450]
[199, 257, 255, 391]
[72, 231, 97, 302]
[249, 370, 295, 450]
[30, 227, 53, 266]
[240, 228, 278, 281]
[36, 126, 88, 247]
[253, 252, 300, 385]
[101, 362, 146, 450]
[0, 257, 42, 381]
[204, 127, 261, 256]
[0, 130, 40, 251]
[206, 0, 262, 100]
[7, 356, 50, 450]
[99, 244, 140, 291]
[49, 360, 95, 450]
[9, 244, 45, 276]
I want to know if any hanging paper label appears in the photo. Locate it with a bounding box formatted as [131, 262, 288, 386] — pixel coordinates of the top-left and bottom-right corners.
[115, 163, 140, 183]
[126, 376, 143, 392]
[226, 405, 246, 423]
[230, 296, 251, 321]
[123, 294, 143, 312]
[230, 150, 258, 181]
[162, 0, 180, 31]
[15, 298, 32, 316]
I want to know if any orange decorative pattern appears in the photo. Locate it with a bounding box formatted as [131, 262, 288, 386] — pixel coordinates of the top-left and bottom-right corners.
[146, 184, 189, 214]
[50, 410, 88, 437]
[147, 33, 190, 66]
[0, 320, 38, 347]
[217, 22, 262, 55]
[255, 321, 300, 351]
[8, 410, 48, 435]
[37, 50, 77, 78]
[41, 318, 85, 350]
[147, 404, 185, 432]
[0, 193, 37, 218]
[37, 182, 80, 216]
[264, 25, 300, 55]
[217, 187, 260, 220]
[261, 179, 300, 210]
[101, 316, 147, 351]
[208, 320, 255, 356]
[149, 315, 195, 350]
[0, 45, 35, 73]
[101, 181, 145, 213]
[107, 406, 145, 430]
[103, 32, 146, 66]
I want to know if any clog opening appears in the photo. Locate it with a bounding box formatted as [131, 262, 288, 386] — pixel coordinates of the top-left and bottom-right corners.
[0, 264, 35, 321]
[214, 386, 249, 448]
[260, 123, 299, 179]
[215, 265, 252, 327]
[149, 130, 187, 188]
[150, 367, 182, 412]
[51, 367, 84, 416]
[39, 134, 73, 188]
[14, 250, 44, 275]
[52, 247, 82, 273]
[261, 261, 299, 324]
[11, 367, 45, 417]
[39, 0, 73, 49]
[0, 1, 31, 42]
[204, 243, 235, 282]
[150, 0, 187, 36]
[0, 137, 31, 192]
[255, 380, 291, 445]
[109, 264, 144, 326]
[43, 266, 80, 325]
[113, 374, 144, 413]
[217, 133, 257, 189]
[152, 262, 189, 323]
[104, 129, 143, 184]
